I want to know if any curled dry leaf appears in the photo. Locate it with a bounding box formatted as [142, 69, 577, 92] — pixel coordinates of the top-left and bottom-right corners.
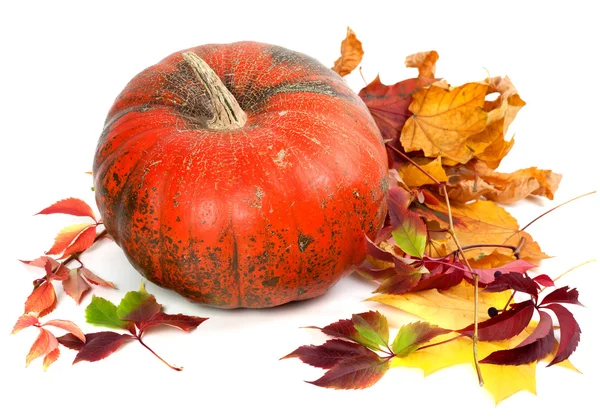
[26, 328, 59, 367]
[405, 51, 439, 79]
[63, 269, 91, 304]
[24, 281, 57, 315]
[46, 223, 94, 256]
[331, 27, 363, 77]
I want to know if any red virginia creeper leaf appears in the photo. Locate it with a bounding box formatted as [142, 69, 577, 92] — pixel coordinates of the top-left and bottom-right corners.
[73, 332, 133, 364]
[480, 311, 554, 365]
[387, 188, 427, 258]
[11, 314, 39, 334]
[532, 274, 554, 287]
[46, 223, 94, 256]
[26, 328, 58, 367]
[471, 260, 536, 285]
[310, 314, 381, 350]
[352, 311, 389, 349]
[307, 352, 389, 390]
[62, 269, 91, 304]
[36, 198, 96, 221]
[42, 320, 86, 343]
[374, 259, 422, 294]
[56, 333, 85, 351]
[138, 312, 208, 333]
[483, 272, 539, 297]
[358, 76, 436, 143]
[544, 304, 581, 366]
[364, 235, 394, 263]
[116, 283, 162, 324]
[282, 339, 372, 369]
[409, 265, 464, 292]
[43, 347, 60, 371]
[79, 267, 116, 288]
[458, 300, 535, 341]
[540, 286, 582, 307]
[59, 225, 97, 259]
[24, 281, 56, 315]
[356, 266, 397, 282]
[21, 256, 68, 280]
[391, 322, 450, 357]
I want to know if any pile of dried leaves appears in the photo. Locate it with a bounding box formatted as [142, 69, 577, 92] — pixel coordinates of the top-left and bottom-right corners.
[284, 28, 586, 404]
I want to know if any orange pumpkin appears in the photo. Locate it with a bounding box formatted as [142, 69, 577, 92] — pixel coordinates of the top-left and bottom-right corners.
[93, 42, 388, 308]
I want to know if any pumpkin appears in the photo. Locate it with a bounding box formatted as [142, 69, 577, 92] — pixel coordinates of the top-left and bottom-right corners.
[93, 42, 388, 308]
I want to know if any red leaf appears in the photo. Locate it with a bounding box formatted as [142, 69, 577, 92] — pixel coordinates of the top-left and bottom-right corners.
[480, 311, 555, 365]
[26, 328, 59, 367]
[11, 314, 40, 334]
[483, 272, 539, 297]
[312, 311, 388, 350]
[307, 352, 389, 390]
[79, 268, 116, 288]
[282, 339, 372, 369]
[59, 225, 97, 259]
[24, 281, 56, 315]
[392, 322, 451, 356]
[356, 266, 397, 282]
[22, 256, 68, 280]
[358, 76, 435, 142]
[138, 312, 208, 333]
[374, 260, 422, 294]
[57, 333, 85, 351]
[409, 264, 464, 292]
[471, 260, 536, 285]
[540, 286, 582, 307]
[36, 198, 96, 221]
[73, 332, 133, 364]
[532, 274, 554, 287]
[62, 269, 91, 304]
[544, 304, 581, 366]
[42, 320, 86, 343]
[364, 235, 394, 263]
[43, 347, 60, 371]
[458, 300, 535, 341]
[46, 223, 94, 256]
[352, 311, 389, 349]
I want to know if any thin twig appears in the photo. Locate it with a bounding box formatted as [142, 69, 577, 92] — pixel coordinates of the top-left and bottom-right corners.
[519, 191, 596, 233]
[137, 336, 182, 371]
[385, 144, 442, 186]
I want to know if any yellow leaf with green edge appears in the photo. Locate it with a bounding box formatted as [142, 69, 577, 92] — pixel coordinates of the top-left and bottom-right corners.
[400, 82, 488, 163]
[398, 156, 448, 187]
[368, 282, 511, 330]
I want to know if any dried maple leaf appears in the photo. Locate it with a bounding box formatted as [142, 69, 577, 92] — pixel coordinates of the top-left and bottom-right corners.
[405, 51, 439, 79]
[446, 160, 562, 204]
[400, 82, 489, 164]
[398, 156, 448, 187]
[331, 27, 363, 77]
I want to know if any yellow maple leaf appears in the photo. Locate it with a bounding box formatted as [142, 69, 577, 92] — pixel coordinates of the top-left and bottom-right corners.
[331, 27, 363, 77]
[405, 50, 439, 79]
[398, 156, 448, 187]
[368, 282, 511, 330]
[400, 82, 488, 163]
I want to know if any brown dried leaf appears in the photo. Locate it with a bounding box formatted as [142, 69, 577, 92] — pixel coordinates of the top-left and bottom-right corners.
[405, 51, 439, 79]
[332, 27, 363, 77]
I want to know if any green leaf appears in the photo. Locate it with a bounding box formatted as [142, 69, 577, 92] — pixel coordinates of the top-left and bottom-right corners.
[391, 322, 451, 357]
[391, 210, 427, 258]
[116, 283, 162, 323]
[352, 311, 389, 350]
[85, 295, 132, 331]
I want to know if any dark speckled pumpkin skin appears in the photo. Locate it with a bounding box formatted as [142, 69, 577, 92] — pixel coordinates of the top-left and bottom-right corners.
[93, 42, 388, 308]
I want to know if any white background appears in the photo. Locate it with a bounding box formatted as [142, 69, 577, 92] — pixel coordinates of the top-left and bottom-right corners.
[1, 1, 598, 419]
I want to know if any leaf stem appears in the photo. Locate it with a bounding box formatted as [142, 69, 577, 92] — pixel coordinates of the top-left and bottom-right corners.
[137, 336, 182, 372]
[415, 335, 460, 351]
[519, 191, 596, 233]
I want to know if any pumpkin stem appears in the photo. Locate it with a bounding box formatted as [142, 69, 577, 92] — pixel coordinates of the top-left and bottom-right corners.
[182, 51, 248, 130]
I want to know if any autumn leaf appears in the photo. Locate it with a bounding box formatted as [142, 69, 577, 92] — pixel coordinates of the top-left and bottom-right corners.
[483, 272, 540, 298]
[309, 312, 384, 351]
[446, 160, 562, 204]
[42, 320, 86, 343]
[400, 82, 488, 163]
[79, 268, 116, 288]
[405, 51, 439, 79]
[540, 286, 582, 306]
[116, 283, 162, 323]
[21, 256, 69, 280]
[24, 281, 56, 315]
[73, 332, 133, 364]
[398, 156, 448, 187]
[457, 300, 535, 341]
[63, 268, 91, 304]
[282, 339, 372, 369]
[308, 352, 389, 390]
[11, 314, 40, 334]
[352, 311, 389, 350]
[391, 322, 450, 357]
[85, 295, 133, 331]
[359, 76, 436, 143]
[368, 282, 511, 330]
[59, 225, 97, 258]
[543, 304, 581, 366]
[138, 313, 208, 333]
[43, 347, 60, 371]
[36, 197, 97, 221]
[331, 27, 363, 77]
[26, 328, 58, 367]
[388, 189, 427, 258]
